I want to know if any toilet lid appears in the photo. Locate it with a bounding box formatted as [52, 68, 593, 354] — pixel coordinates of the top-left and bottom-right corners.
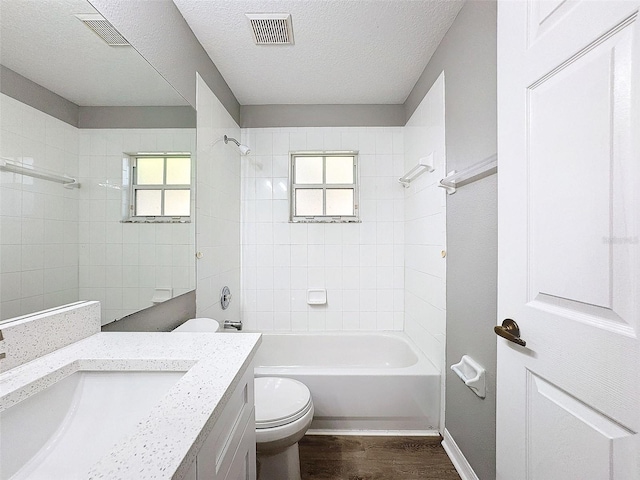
[254, 377, 312, 429]
[172, 318, 220, 333]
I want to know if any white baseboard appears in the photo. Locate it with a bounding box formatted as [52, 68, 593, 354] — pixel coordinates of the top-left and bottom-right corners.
[441, 428, 480, 480]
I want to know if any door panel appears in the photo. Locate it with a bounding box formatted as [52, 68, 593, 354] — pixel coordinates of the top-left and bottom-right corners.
[528, 19, 636, 323]
[526, 371, 634, 480]
[529, 37, 614, 309]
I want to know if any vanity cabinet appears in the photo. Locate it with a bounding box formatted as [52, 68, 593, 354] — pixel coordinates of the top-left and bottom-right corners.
[185, 363, 256, 480]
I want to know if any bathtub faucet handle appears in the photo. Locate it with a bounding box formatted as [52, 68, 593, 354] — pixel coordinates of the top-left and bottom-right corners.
[224, 320, 243, 331]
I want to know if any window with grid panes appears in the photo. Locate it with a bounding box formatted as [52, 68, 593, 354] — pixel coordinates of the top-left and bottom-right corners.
[129, 155, 191, 221]
[289, 152, 359, 222]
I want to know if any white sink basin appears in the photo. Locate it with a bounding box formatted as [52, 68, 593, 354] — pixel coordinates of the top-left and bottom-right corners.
[1, 370, 185, 480]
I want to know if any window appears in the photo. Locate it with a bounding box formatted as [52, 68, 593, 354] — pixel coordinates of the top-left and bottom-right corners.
[290, 151, 359, 222]
[127, 155, 191, 221]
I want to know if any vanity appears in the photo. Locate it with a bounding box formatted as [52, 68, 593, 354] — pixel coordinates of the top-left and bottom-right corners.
[0, 302, 261, 480]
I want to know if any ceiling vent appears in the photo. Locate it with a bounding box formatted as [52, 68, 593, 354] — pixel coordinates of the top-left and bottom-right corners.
[246, 13, 294, 45]
[75, 14, 130, 46]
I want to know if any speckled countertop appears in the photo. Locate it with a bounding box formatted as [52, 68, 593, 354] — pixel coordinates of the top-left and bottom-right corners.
[0, 331, 262, 480]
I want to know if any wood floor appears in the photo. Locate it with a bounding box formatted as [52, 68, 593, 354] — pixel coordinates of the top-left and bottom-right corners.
[299, 435, 461, 480]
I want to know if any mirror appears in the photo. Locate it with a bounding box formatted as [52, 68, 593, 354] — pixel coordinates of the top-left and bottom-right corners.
[0, 0, 196, 325]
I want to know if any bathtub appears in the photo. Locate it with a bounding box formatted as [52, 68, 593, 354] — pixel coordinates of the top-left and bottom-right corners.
[252, 332, 440, 434]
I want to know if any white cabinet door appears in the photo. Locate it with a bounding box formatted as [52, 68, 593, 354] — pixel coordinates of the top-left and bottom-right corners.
[197, 365, 256, 480]
[223, 417, 256, 480]
[497, 1, 640, 478]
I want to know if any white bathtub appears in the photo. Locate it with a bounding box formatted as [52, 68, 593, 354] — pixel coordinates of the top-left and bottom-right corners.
[252, 332, 440, 434]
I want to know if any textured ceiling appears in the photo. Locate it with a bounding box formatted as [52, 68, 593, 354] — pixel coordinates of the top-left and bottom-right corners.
[173, 0, 465, 105]
[0, 0, 188, 106]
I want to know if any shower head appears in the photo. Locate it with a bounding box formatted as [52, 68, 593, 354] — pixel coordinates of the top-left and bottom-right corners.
[224, 135, 251, 156]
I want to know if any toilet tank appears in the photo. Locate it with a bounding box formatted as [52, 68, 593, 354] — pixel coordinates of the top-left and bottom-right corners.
[172, 318, 220, 333]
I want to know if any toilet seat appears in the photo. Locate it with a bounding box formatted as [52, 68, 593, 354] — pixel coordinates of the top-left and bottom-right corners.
[255, 377, 312, 429]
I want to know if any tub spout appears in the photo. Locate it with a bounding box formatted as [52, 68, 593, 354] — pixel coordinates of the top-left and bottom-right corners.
[224, 320, 243, 331]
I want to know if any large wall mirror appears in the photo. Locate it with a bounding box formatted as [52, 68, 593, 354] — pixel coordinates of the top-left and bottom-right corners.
[0, 0, 197, 325]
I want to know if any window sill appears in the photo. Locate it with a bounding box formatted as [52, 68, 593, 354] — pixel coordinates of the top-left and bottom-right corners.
[289, 218, 361, 224]
[121, 219, 191, 224]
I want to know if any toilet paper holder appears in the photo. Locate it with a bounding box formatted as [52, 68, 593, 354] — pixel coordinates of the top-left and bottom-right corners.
[451, 355, 486, 398]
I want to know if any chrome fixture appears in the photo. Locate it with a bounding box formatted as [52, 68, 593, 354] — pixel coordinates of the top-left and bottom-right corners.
[224, 135, 251, 156]
[224, 320, 243, 331]
[220, 286, 232, 310]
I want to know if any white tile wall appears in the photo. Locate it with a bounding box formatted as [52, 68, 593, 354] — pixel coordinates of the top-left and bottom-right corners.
[77, 128, 196, 324]
[195, 75, 241, 321]
[403, 73, 447, 372]
[1, 94, 80, 320]
[240, 127, 405, 331]
[1, 94, 198, 325]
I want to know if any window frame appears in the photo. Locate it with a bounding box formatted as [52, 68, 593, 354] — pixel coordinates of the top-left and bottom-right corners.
[126, 154, 192, 223]
[289, 150, 360, 223]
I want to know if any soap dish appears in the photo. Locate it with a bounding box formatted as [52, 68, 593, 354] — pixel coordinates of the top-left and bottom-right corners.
[307, 289, 327, 305]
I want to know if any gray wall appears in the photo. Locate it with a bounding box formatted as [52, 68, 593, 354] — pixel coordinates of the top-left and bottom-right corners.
[408, 2, 497, 479]
[78, 106, 196, 129]
[0, 65, 79, 127]
[447, 175, 497, 479]
[1, 65, 196, 129]
[241, 104, 404, 128]
[102, 290, 196, 332]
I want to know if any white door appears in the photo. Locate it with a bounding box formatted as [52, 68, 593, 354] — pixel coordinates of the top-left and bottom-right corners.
[497, 1, 640, 479]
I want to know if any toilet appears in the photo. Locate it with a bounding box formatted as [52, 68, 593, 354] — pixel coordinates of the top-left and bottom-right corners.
[172, 318, 314, 480]
[254, 377, 314, 480]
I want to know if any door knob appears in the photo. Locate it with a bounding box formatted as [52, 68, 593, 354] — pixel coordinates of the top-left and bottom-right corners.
[494, 319, 526, 347]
